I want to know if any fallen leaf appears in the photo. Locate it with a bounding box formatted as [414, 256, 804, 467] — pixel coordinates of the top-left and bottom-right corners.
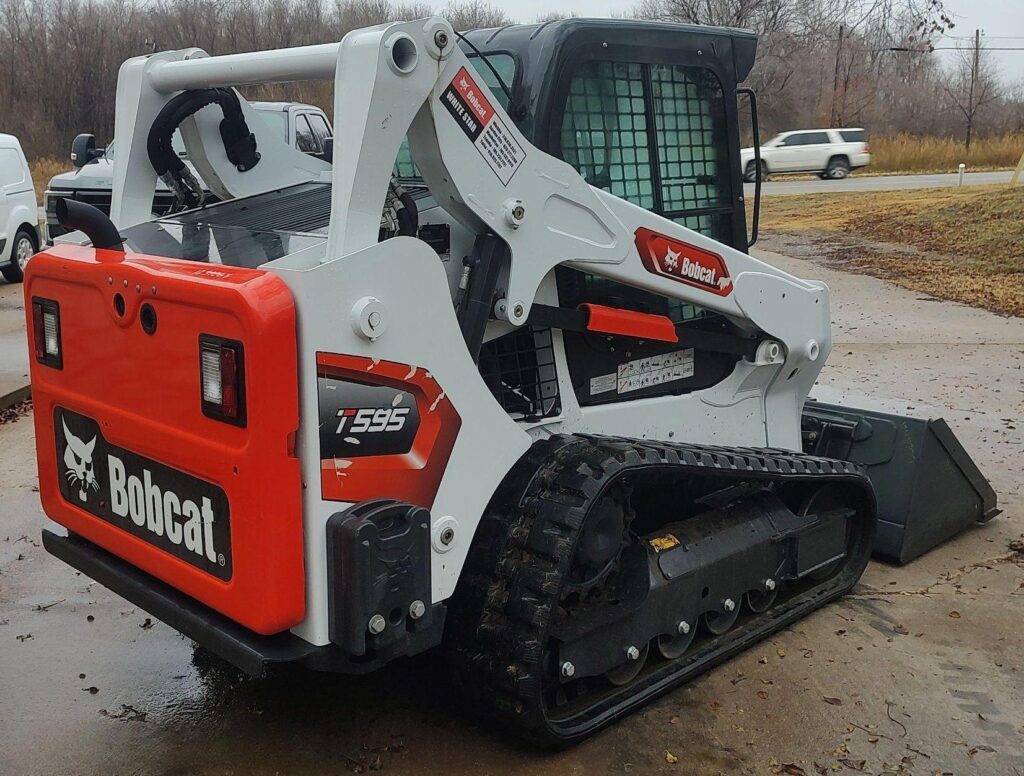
[823, 697, 843, 706]
[948, 611, 961, 619]
[967, 745, 996, 757]
[839, 759, 866, 771]
[759, 656, 769, 664]
[83, 686, 99, 695]
[16, 633, 32, 642]
[758, 690, 769, 700]
[669, 715, 680, 724]
[139, 618, 153, 630]
[666, 751, 678, 764]
[782, 764, 807, 775]
[777, 648, 787, 658]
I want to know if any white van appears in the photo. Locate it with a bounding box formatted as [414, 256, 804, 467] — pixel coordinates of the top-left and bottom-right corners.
[0, 133, 39, 283]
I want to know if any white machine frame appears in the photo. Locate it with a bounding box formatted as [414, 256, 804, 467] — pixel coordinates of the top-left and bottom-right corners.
[108, 17, 831, 646]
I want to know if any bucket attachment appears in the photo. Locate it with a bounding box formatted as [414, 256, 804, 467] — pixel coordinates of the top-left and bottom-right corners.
[801, 401, 999, 564]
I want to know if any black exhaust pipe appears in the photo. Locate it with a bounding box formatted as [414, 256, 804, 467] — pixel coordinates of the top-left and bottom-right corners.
[55, 198, 124, 251]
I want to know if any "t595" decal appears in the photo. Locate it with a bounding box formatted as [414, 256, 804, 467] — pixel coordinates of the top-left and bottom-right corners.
[634, 227, 733, 296]
[316, 353, 461, 507]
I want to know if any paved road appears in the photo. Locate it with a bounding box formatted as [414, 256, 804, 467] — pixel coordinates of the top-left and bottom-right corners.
[744, 169, 1013, 197]
[2, 246, 1022, 775]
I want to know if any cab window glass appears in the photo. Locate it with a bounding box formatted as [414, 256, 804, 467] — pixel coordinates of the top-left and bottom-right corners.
[803, 132, 830, 144]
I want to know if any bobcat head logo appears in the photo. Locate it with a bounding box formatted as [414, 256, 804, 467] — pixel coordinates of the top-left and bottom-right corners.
[62, 418, 99, 502]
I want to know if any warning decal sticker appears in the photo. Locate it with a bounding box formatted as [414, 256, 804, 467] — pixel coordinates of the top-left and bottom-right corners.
[441, 66, 524, 186]
[616, 349, 695, 394]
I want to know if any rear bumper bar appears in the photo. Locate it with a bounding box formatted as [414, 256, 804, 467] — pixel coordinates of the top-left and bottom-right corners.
[43, 529, 317, 677]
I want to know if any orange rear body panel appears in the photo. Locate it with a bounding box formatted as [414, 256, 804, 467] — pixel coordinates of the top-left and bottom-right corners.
[26, 244, 304, 635]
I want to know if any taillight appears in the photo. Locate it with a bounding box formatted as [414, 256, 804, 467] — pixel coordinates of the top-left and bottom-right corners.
[864, 142, 870, 153]
[31, 297, 62, 369]
[199, 335, 246, 426]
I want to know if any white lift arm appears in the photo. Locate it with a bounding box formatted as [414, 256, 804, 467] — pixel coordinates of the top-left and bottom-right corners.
[109, 17, 830, 436]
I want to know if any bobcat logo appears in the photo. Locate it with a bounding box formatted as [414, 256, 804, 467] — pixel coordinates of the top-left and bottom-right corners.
[62, 418, 99, 502]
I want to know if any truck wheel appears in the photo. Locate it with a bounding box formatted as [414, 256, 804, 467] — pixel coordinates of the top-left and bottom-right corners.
[1, 228, 37, 283]
[825, 157, 850, 180]
[744, 160, 767, 183]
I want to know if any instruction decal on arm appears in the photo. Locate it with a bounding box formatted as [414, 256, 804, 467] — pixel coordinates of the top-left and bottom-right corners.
[441, 66, 524, 185]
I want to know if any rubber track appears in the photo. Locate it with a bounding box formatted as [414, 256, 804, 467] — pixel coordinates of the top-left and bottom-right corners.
[446, 433, 875, 746]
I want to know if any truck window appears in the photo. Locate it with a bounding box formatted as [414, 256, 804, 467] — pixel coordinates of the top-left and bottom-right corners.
[801, 132, 830, 145]
[839, 129, 865, 142]
[306, 113, 332, 148]
[0, 148, 26, 187]
[294, 115, 320, 154]
[255, 110, 289, 141]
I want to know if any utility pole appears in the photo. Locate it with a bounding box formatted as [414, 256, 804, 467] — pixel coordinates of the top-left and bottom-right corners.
[966, 28, 979, 151]
[830, 23, 845, 127]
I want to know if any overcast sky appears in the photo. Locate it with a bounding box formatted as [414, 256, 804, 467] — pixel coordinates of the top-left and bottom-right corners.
[422, 0, 1024, 82]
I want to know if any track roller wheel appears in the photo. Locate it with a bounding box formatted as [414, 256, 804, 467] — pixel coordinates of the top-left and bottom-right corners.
[745, 582, 778, 614]
[656, 621, 696, 659]
[703, 598, 740, 635]
[605, 643, 649, 686]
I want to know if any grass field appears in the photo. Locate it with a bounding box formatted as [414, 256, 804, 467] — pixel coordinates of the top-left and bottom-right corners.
[863, 134, 1024, 174]
[758, 185, 1024, 316]
[29, 157, 65, 203]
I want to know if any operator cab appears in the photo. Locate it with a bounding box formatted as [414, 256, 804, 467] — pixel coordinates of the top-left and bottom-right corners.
[423, 20, 759, 419]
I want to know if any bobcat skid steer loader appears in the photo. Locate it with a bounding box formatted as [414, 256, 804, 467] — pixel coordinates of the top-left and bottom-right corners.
[26, 17, 997, 745]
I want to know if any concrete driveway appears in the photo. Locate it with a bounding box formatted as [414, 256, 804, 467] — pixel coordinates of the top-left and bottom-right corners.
[1, 248, 1022, 775]
[0, 279, 28, 403]
[744, 170, 1013, 197]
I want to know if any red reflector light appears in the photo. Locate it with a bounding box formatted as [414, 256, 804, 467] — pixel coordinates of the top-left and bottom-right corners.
[219, 346, 239, 419]
[200, 335, 246, 426]
[31, 297, 63, 369]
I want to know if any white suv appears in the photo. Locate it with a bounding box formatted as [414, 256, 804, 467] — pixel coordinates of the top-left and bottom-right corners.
[0, 133, 39, 283]
[741, 128, 870, 182]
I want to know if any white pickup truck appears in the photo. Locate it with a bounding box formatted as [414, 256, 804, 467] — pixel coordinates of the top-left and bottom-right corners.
[43, 101, 333, 243]
[741, 128, 870, 182]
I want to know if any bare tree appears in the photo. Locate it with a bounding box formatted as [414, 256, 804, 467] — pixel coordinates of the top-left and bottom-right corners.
[944, 31, 1001, 151]
[443, 1, 510, 31]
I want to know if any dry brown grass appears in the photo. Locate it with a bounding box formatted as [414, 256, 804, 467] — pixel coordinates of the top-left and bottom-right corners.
[759, 185, 1024, 317]
[29, 157, 67, 205]
[870, 134, 1024, 174]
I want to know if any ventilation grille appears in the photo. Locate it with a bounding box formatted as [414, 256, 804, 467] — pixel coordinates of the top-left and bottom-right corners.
[479, 327, 561, 422]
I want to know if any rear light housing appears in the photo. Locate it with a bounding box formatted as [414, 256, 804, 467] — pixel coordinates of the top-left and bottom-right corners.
[31, 297, 63, 369]
[199, 335, 246, 426]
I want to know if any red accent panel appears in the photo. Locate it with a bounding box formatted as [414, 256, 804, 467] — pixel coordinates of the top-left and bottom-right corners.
[580, 303, 679, 343]
[318, 354, 461, 508]
[634, 227, 733, 296]
[25, 244, 304, 635]
[451, 66, 495, 126]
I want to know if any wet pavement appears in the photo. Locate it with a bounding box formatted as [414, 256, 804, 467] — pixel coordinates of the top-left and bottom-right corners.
[2, 249, 1022, 775]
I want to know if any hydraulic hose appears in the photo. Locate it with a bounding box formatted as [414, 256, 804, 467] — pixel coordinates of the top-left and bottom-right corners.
[146, 87, 260, 211]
